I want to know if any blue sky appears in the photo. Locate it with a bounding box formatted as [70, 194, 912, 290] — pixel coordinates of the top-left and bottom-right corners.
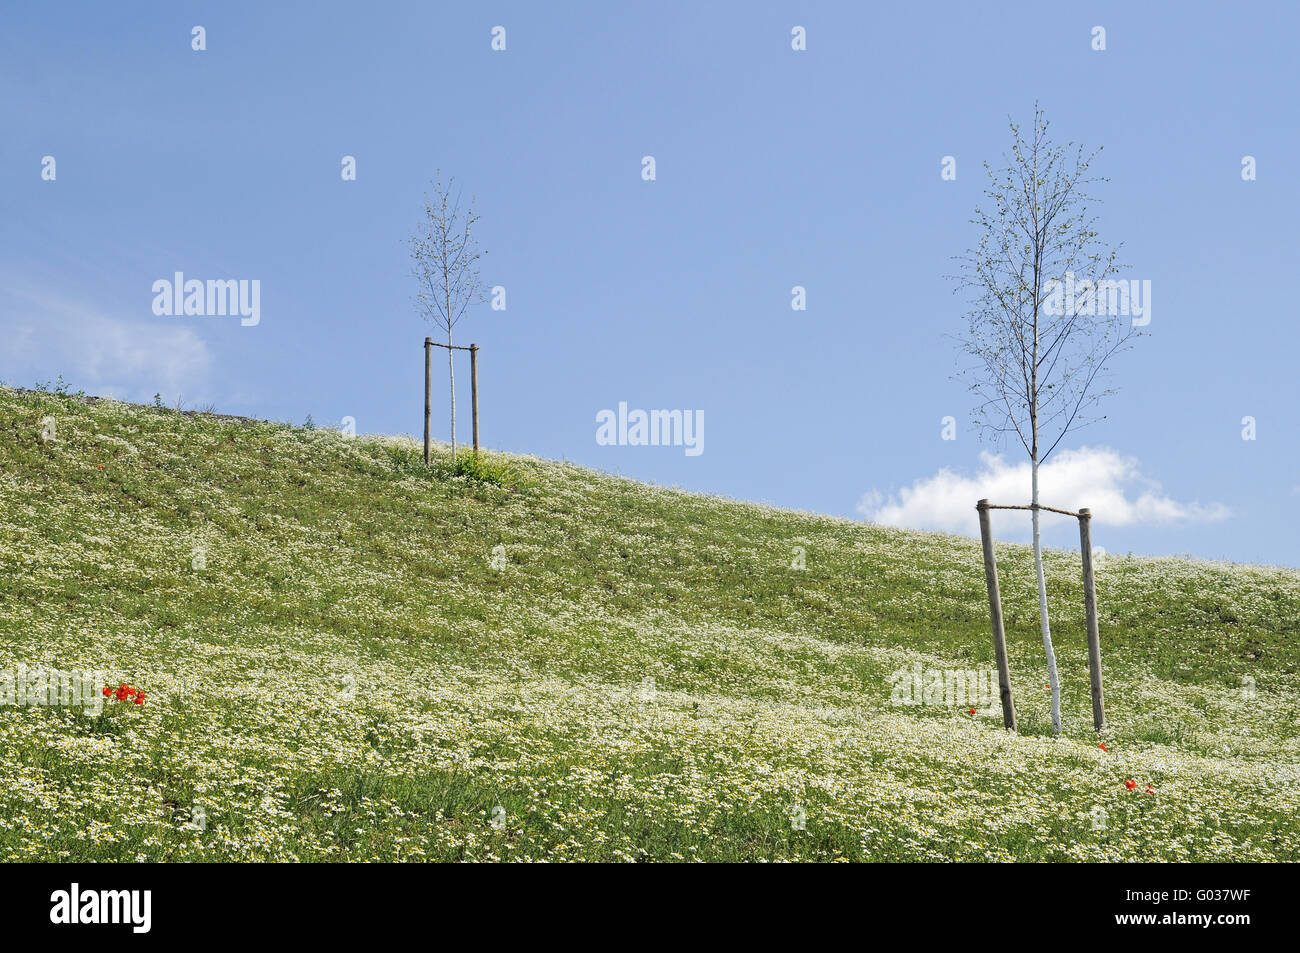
[2, 2, 1297, 566]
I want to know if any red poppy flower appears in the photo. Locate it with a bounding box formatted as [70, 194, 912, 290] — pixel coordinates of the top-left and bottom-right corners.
[968, 708, 976, 715]
[102, 686, 112, 697]
[1125, 779, 1137, 790]
[133, 695, 143, 705]
[97, 465, 103, 470]
[1098, 742, 1108, 752]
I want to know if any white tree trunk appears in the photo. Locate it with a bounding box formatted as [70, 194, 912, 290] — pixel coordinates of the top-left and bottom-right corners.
[1032, 459, 1062, 734]
[448, 327, 456, 460]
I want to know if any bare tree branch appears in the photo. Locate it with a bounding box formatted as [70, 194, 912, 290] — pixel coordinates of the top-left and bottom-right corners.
[950, 107, 1139, 466]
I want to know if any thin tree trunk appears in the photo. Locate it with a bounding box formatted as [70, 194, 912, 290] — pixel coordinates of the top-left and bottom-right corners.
[448, 326, 456, 460]
[1032, 459, 1062, 733]
[1028, 128, 1061, 736]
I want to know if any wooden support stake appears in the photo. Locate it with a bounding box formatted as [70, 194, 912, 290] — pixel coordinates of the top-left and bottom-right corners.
[423, 337, 432, 466]
[470, 344, 480, 455]
[977, 499, 1016, 731]
[1078, 508, 1106, 731]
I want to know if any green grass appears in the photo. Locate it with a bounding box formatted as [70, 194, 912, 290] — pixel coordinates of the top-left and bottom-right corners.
[1, 386, 1297, 861]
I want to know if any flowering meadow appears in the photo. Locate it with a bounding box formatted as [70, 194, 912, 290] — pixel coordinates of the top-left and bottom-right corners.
[1, 386, 1298, 861]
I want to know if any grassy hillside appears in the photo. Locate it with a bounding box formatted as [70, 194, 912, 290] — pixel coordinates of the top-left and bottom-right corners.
[2, 385, 1298, 861]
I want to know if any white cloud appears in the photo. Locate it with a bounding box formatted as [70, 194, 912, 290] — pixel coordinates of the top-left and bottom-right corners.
[858, 447, 1229, 537]
[0, 283, 211, 400]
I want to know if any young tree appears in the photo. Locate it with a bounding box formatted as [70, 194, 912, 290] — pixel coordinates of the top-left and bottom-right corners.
[409, 172, 486, 460]
[954, 106, 1140, 734]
